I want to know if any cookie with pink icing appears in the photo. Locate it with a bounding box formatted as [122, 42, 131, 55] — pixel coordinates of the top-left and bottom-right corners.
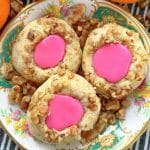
[27, 71, 101, 143]
[12, 17, 82, 84]
[82, 23, 148, 99]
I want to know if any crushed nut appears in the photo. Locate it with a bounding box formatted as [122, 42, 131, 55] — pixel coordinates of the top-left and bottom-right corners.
[20, 100, 29, 111]
[72, 17, 99, 48]
[68, 72, 75, 79]
[105, 99, 120, 111]
[13, 85, 22, 92]
[95, 118, 107, 133]
[57, 68, 66, 76]
[66, 4, 86, 25]
[60, 134, 65, 138]
[27, 32, 35, 41]
[81, 129, 98, 140]
[107, 114, 116, 125]
[89, 18, 99, 26]
[4, 62, 37, 111]
[0, 63, 16, 80]
[8, 89, 17, 103]
[77, 26, 83, 31]
[15, 93, 22, 103]
[87, 102, 97, 111]
[11, 75, 27, 86]
[121, 99, 130, 108]
[69, 125, 78, 135]
[26, 83, 36, 95]
[79, 36, 86, 49]
[23, 85, 28, 95]
[22, 96, 31, 103]
[38, 103, 48, 116]
[126, 30, 134, 36]
[101, 98, 106, 111]
[31, 115, 39, 124]
[116, 108, 126, 120]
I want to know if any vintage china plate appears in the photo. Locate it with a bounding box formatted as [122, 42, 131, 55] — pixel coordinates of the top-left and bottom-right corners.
[0, 0, 150, 149]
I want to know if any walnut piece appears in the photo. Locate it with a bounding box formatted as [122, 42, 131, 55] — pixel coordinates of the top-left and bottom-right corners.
[121, 99, 130, 108]
[95, 118, 107, 133]
[66, 4, 86, 25]
[27, 32, 35, 41]
[107, 114, 116, 125]
[116, 108, 126, 120]
[105, 99, 120, 111]
[11, 75, 27, 86]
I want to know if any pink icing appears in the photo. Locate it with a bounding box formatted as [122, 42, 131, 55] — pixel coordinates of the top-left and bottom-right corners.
[34, 35, 65, 69]
[93, 43, 132, 83]
[45, 94, 84, 131]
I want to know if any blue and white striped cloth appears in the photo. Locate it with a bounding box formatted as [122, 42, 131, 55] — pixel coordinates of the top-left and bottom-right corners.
[0, 128, 150, 150]
[0, 0, 150, 150]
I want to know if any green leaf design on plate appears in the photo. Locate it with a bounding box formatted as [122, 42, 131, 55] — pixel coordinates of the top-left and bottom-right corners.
[0, 25, 23, 64]
[93, 6, 137, 32]
[87, 120, 125, 150]
[21, 131, 26, 138]
[88, 142, 100, 150]
[20, 114, 26, 119]
[0, 108, 8, 117]
[0, 25, 23, 88]
[0, 74, 12, 88]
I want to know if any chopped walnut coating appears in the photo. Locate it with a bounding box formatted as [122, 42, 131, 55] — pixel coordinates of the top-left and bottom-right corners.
[81, 114, 107, 142]
[0, 63, 17, 80]
[105, 99, 120, 111]
[95, 118, 107, 133]
[116, 108, 126, 120]
[87, 101, 97, 111]
[72, 18, 100, 49]
[81, 129, 98, 141]
[8, 85, 21, 103]
[27, 32, 35, 41]
[1, 63, 37, 111]
[11, 75, 27, 86]
[66, 4, 86, 25]
[121, 99, 130, 108]
[107, 114, 116, 125]
[82, 97, 130, 142]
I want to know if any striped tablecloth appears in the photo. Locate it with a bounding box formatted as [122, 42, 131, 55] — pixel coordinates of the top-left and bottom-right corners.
[0, 0, 150, 150]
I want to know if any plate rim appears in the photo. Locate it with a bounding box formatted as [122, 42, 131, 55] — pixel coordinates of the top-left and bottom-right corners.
[0, 0, 150, 149]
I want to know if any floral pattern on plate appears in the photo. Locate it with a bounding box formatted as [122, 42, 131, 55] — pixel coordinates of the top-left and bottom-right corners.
[0, 108, 31, 137]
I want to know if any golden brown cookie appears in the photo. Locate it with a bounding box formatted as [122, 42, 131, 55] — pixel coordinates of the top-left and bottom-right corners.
[82, 23, 148, 99]
[27, 71, 101, 144]
[12, 17, 82, 84]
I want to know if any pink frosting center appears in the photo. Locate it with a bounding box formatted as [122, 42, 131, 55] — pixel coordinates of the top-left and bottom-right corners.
[45, 94, 84, 131]
[93, 43, 132, 83]
[34, 35, 65, 69]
